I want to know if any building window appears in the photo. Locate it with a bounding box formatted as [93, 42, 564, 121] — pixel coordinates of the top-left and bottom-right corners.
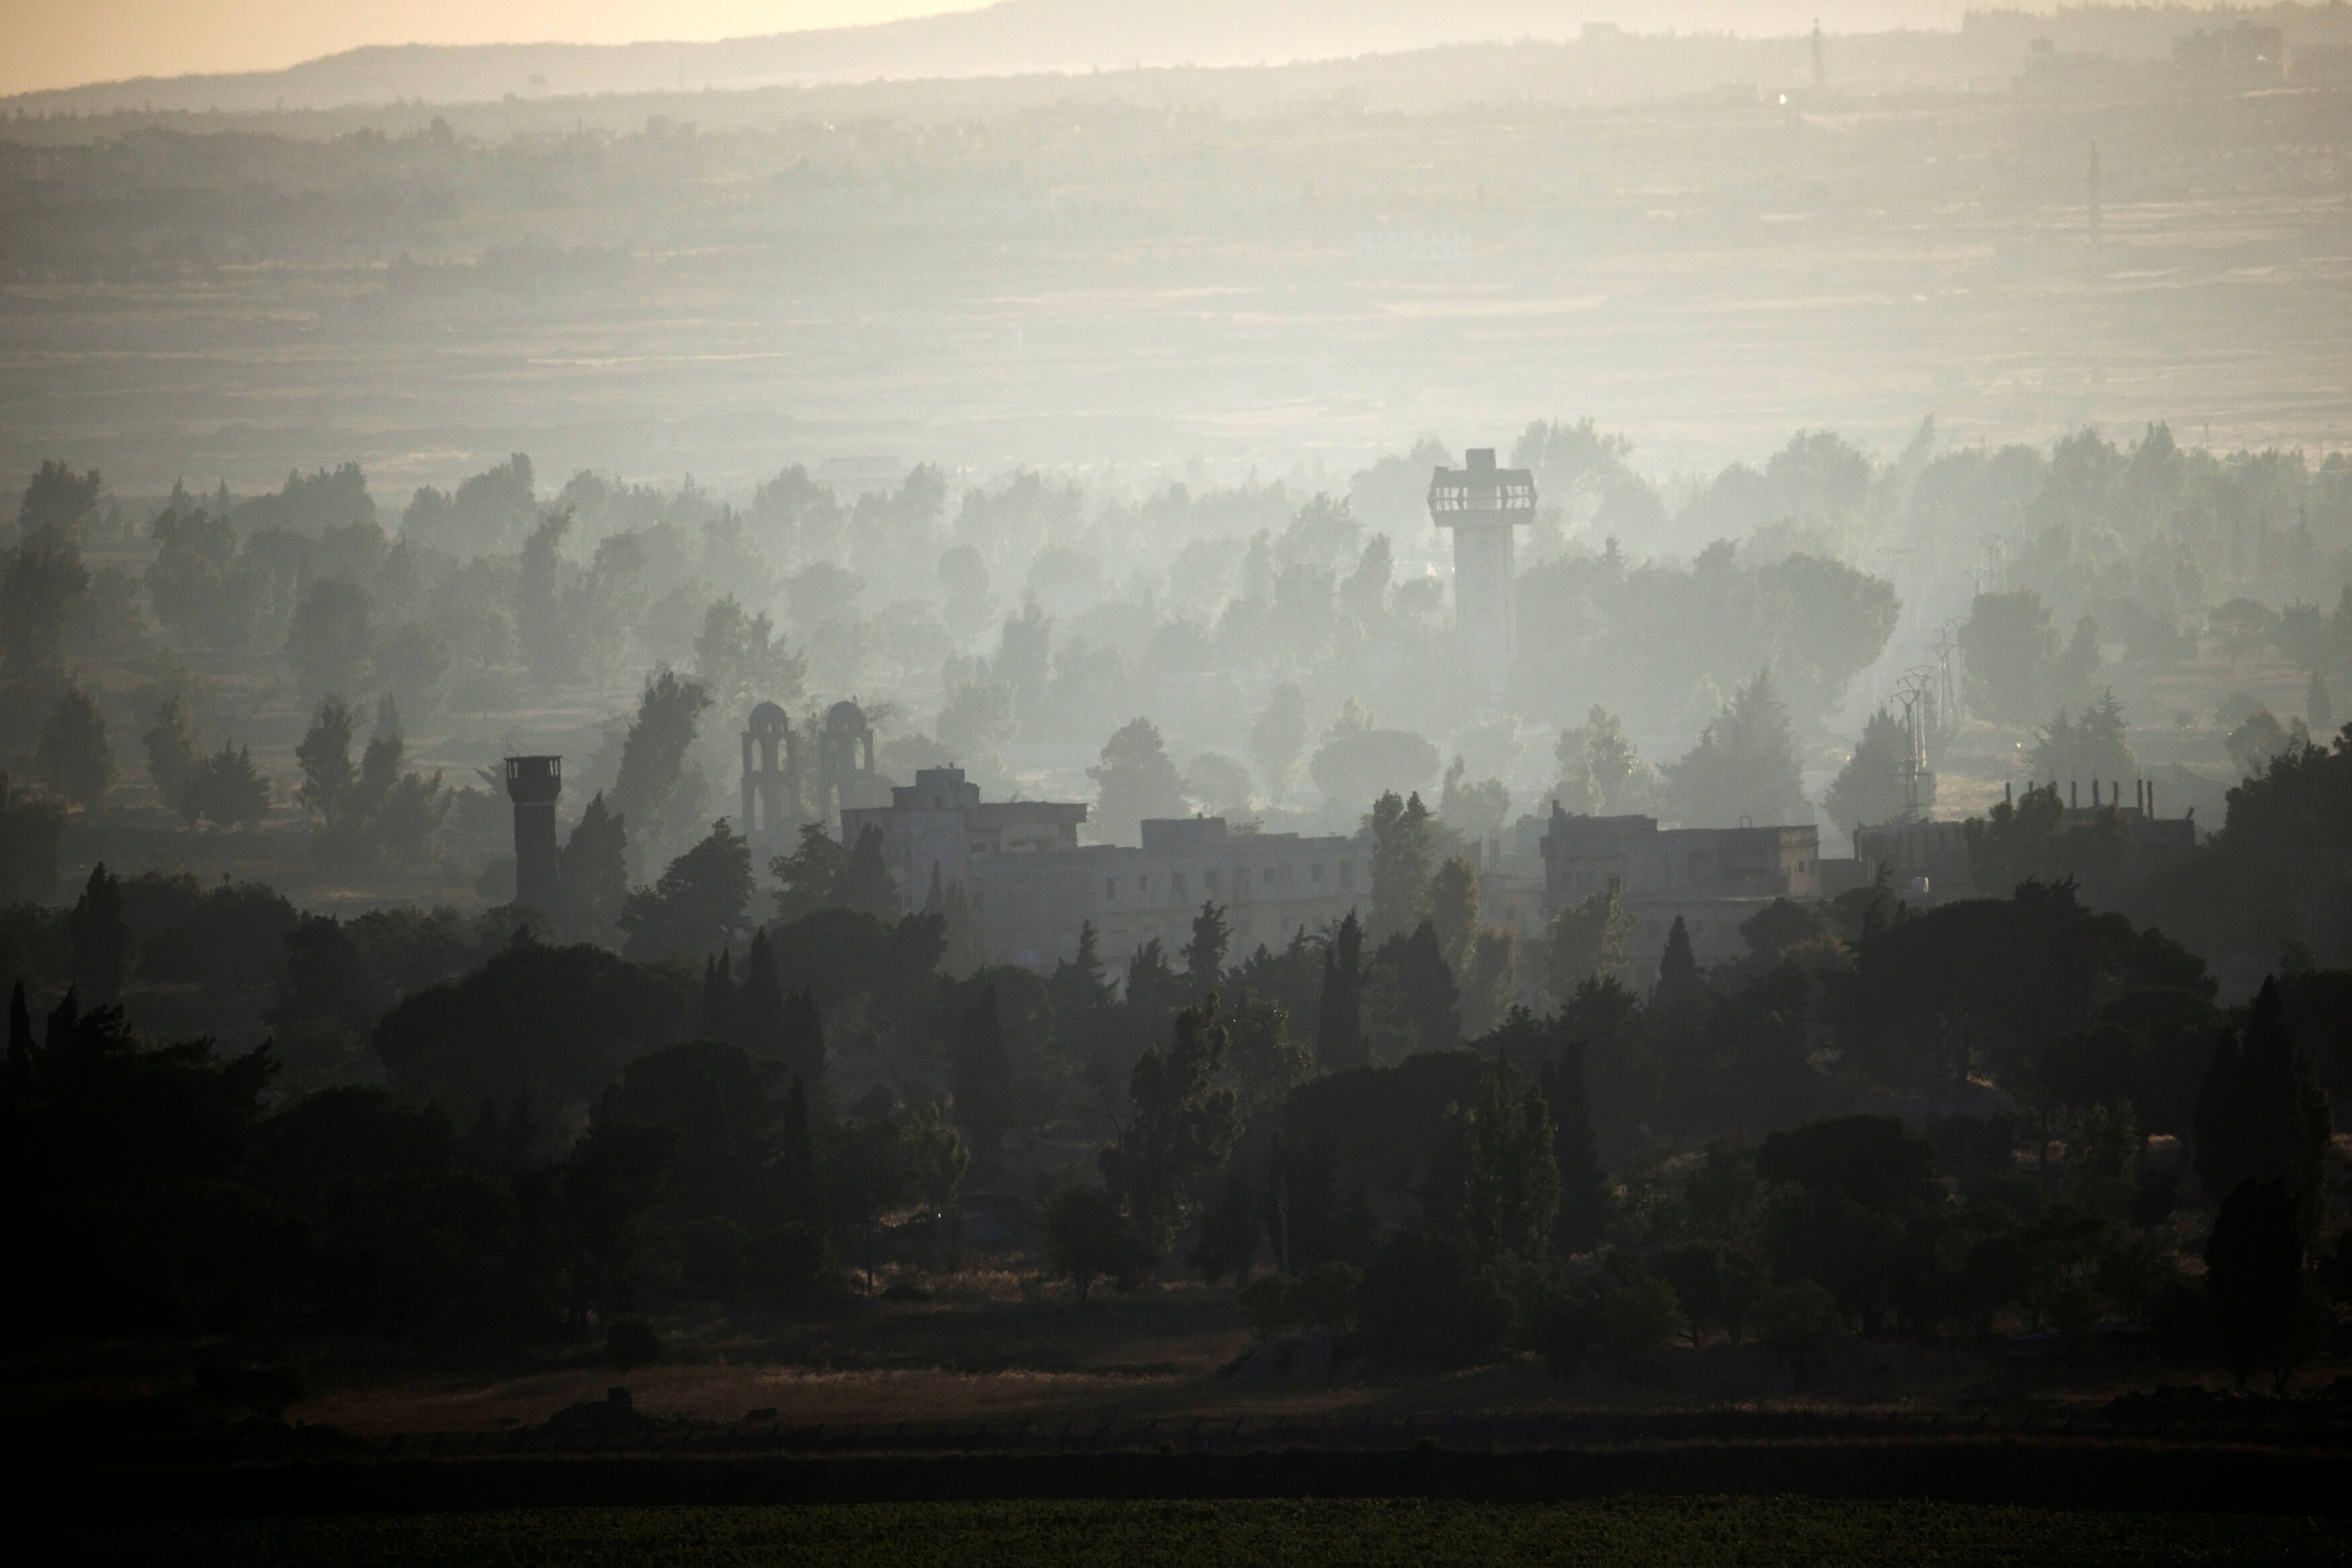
[1312, 863, 1324, 882]
[1263, 867, 1277, 887]
[1339, 863, 1355, 888]
[1139, 875, 1150, 897]
[1174, 871, 1188, 898]
[1206, 869, 1220, 894]
[1105, 878, 1117, 899]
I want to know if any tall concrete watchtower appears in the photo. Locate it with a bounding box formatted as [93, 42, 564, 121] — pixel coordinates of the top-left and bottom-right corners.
[1428, 447, 1536, 691]
[504, 754, 562, 915]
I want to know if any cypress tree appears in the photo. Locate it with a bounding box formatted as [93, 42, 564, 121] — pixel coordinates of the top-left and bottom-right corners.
[1050, 920, 1115, 1026]
[953, 983, 1015, 1153]
[840, 824, 897, 916]
[1316, 911, 1365, 1072]
[44, 986, 78, 1052]
[1655, 915, 1702, 1008]
[558, 791, 628, 943]
[697, 951, 739, 1043]
[1373, 919, 1459, 1055]
[2206, 1176, 2314, 1393]
[1541, 1033, 1610, 1254]
[67, 863, 128, 1006]
[1183, 900, 1231, 998]
[2195, 978, 2331, 1239]
[779, 984, 826, 1095]
[6, 979, 32, 1078]
[738, 928, 786, 1058]
[777, 1075, 817, 1212]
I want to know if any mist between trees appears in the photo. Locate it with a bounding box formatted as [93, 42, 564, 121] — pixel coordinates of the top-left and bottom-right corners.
[3, 406, 2352, 1395]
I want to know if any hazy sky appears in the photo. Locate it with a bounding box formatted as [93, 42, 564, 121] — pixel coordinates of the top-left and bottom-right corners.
[5, 1, 980, 97]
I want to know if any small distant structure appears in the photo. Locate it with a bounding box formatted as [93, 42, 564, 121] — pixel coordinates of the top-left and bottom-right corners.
[740, 701, 798, 840]
[841, 765, 1088, 920]
[505, 754, 562, 915]
[1811, 18, 1826, 91]
[1540, 810, 1822, 971]
[1428, 447, 1537, 692]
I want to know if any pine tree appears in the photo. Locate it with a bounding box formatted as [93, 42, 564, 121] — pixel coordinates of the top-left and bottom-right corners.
[1315, 911, 1366, 1072]
[188, 740, 270, 828]
[67, 863, 128, 1006]
[954, 984, 1016, 1153]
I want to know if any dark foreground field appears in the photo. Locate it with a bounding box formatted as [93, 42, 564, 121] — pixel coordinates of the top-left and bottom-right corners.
[28, 1498, 2352, 1567]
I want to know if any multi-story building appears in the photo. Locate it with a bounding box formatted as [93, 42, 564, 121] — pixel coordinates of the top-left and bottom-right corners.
[968, 815, 1367, 971]
[839, 767, 1088, 914]
[1540, 808, 1822, 974]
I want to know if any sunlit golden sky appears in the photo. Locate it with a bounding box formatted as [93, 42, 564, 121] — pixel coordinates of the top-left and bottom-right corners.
[4, 1, 982, 97]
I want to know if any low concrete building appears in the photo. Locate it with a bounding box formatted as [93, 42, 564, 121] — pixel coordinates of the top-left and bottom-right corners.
[1540, 808, 1822, 973]
[969, 816, 1367, 970]
[839, 767, 1088, 915]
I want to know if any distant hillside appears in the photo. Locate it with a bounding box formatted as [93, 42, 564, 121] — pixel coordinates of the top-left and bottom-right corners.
[5, 1, 1977, 115]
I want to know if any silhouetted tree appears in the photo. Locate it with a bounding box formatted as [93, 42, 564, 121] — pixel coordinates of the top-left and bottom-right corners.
[620, 819, 753, 961]
[1541, 1031, 1610, 1254]
[1825, 705, 1929, 831]
[2207, 1176, 2317, 1393]
[611, 670, 712, 867]
[373, 935, 687, 1110]
[1315, 911, 1365, 1072]
[0, 529, 88, 672]
[285, 578, 372, 705]
[36, 683, 111, 809]
[143, 691, 201, 818]
[952, 983, 1015, 1152]
[1100, 992, 1243, 1256]
[1458, 1061, 1560, 1270]
[0, 772, 67, 903]
[1089, 716, 1187, 844]
[1050, 920, 1115, 1029]
[558, 792, 628, 943]
[67, 862, 128, 1005]
[2195, 978, 2331, 1239]
[1249, 681, 1309, 802]
[185, 740, 270, 829]
[1663, 669, 1806, 828]
[1370, 919, 1458, 1057]
[1368, 789, 1436, 940]
[1182, 900, 1230, 997]
[697, 951, 739, 1043]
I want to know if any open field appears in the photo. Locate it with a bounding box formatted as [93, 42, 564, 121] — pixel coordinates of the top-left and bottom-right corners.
[26, 1497, 2352, 1566]
[6, 73, 2350, 501]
